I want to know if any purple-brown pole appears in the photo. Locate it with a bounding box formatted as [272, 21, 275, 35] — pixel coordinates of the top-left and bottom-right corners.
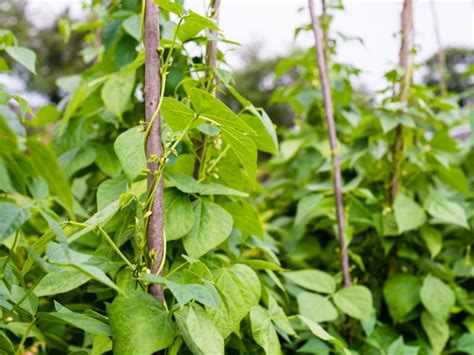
[308, 0, 351, 287]
[144, 0, 164, 301]
[389, 0, 413, 203]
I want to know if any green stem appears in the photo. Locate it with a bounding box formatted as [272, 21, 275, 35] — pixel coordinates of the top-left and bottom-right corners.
[97, 226, 135, 270]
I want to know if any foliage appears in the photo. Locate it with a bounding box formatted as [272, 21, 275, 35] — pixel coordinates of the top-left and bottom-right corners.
[0, 0, 473, 354]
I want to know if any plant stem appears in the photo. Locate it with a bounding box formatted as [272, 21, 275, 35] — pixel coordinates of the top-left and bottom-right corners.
[389, 0, 413, 204]
[194, 0, 221, 179]
[308, 0, 351, 287]
[144, 0, 164, 301]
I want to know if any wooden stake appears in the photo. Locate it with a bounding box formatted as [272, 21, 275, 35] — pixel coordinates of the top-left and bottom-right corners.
[389, 0, 413, 203]
[308, 0, 351, 287]
[144, 0, 164, 301]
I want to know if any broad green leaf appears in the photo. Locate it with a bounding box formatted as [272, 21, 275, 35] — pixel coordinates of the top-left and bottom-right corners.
[333, 285, 373, 320]
[221, 200, 264, 238]
[299, 315, 335, 341]
[182, 200, 233, 258]
[153, 0, 183, 15]
[161, 97, 200, 131]
[175, 305, 224, 355]
[6, 46, 36, 74]
[268, 296, 296, 336]
[26, 140, 74, 216]
[221, 126, 257, 182]
[95, 143, 122, 177]
[164, 188, 194, 241]
[424, 191, 468, 228]
[35, 267, 90, 297]
[75, 264, 120, 292]
[283, 269, 336, 294]
[177, 11, 219, 42]
[241, 112, 278, 154]
[294, 194, 324, 227]
[393, 194, 426, 233]
[41, 302, 111, 336]
[32, 104, 61, 126]
[207, 264, 261, 338]
[97, 175, 127, 211]
[122, 14, 141, 41]
[298, 292, 338, 323]
[457, 333, 474, 354]
[114, 127, 146, 183]
[101, 71, 135, 117]
[383, 274, 421, 322]
[140, 274, 220, 309]
[437, 165, 469, 194]
[421, 311, 449, 355]
[0, 202, 30, 241]
[420, 275, 454, 320]
[299, 316, 350, 354]
[92, 335, 113, 355]
[109, 291, 174, 354]
[189, 88, 254, 133]
[420, 226, 442, 259]
[250, 305, 282, 355]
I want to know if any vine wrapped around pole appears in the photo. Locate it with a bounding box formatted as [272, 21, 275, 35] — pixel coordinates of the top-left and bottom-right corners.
[389, 0, 413, 203]
[144, 0, 164, 301]
[308, 0, 351, 287]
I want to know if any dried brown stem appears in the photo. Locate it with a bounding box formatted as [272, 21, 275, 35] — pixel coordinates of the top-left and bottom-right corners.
[144, 0, 164, 301]
[389, 0, 413, 204]
[308, 0, 351, 287]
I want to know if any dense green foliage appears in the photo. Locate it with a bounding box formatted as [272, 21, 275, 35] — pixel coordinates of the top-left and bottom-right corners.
[0, 0, 473, 354]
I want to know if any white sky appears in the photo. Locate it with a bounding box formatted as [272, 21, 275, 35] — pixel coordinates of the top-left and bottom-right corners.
[24, 0, 474, 91]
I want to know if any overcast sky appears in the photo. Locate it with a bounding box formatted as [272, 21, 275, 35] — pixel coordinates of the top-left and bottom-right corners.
[25, 0, 474, 90]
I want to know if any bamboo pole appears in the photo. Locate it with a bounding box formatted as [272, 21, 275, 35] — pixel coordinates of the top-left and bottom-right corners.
[144, 0, 164, 301]
[308, 0, 351, 287]
[389, 0, 413, 203]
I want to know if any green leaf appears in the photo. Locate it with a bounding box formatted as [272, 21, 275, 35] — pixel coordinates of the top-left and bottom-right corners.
[298, 316, 335, 342]
[161, 97, 200, 131]
[97, 175, 127, 211]
[114, 127, 146, 184]
[437, 165, 470, 194]
[241, 111, 278, 154]
[393, 194, 426, 233]
[250, 305, 282, 355]
[420, 275, 455, 320]
[207, 264, 261, 338]
[0, 331, 14, 354]
[298, 292, 338, 323]
[268, 296, 296, 336]
[420, 226, 442, 259]
[6, 46, 36, 74]
[109, 290, 174, 354]
[333, 285, 373, 320]
[122, 14, 141, 41]
[32, 104, 61, 126]
[383, 274, 420, 322]
[26, 140, 74, 217]
[421, 311, 449, 355]
[457, 333, 474, 354]
[221, 200, 264, 238]
[0, 202, 30, 241]
[182, 200, 233, 258]
[221, 126, 257, 183]
[75, 264, 121, 292]
[164, 188, 194, 241]
[283, 269, 336, 294]
[42, 302, 111, 336]
[153, 0, 183, 15]
[101, 71, 135, 117]
[424, 191, 468, 229]
[177, 11, 219, 42]
[140, 274, 220, 309]
[34, 267, 90, 297]
[189, 88, 254, 133]
[175, 305, 224, 355]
